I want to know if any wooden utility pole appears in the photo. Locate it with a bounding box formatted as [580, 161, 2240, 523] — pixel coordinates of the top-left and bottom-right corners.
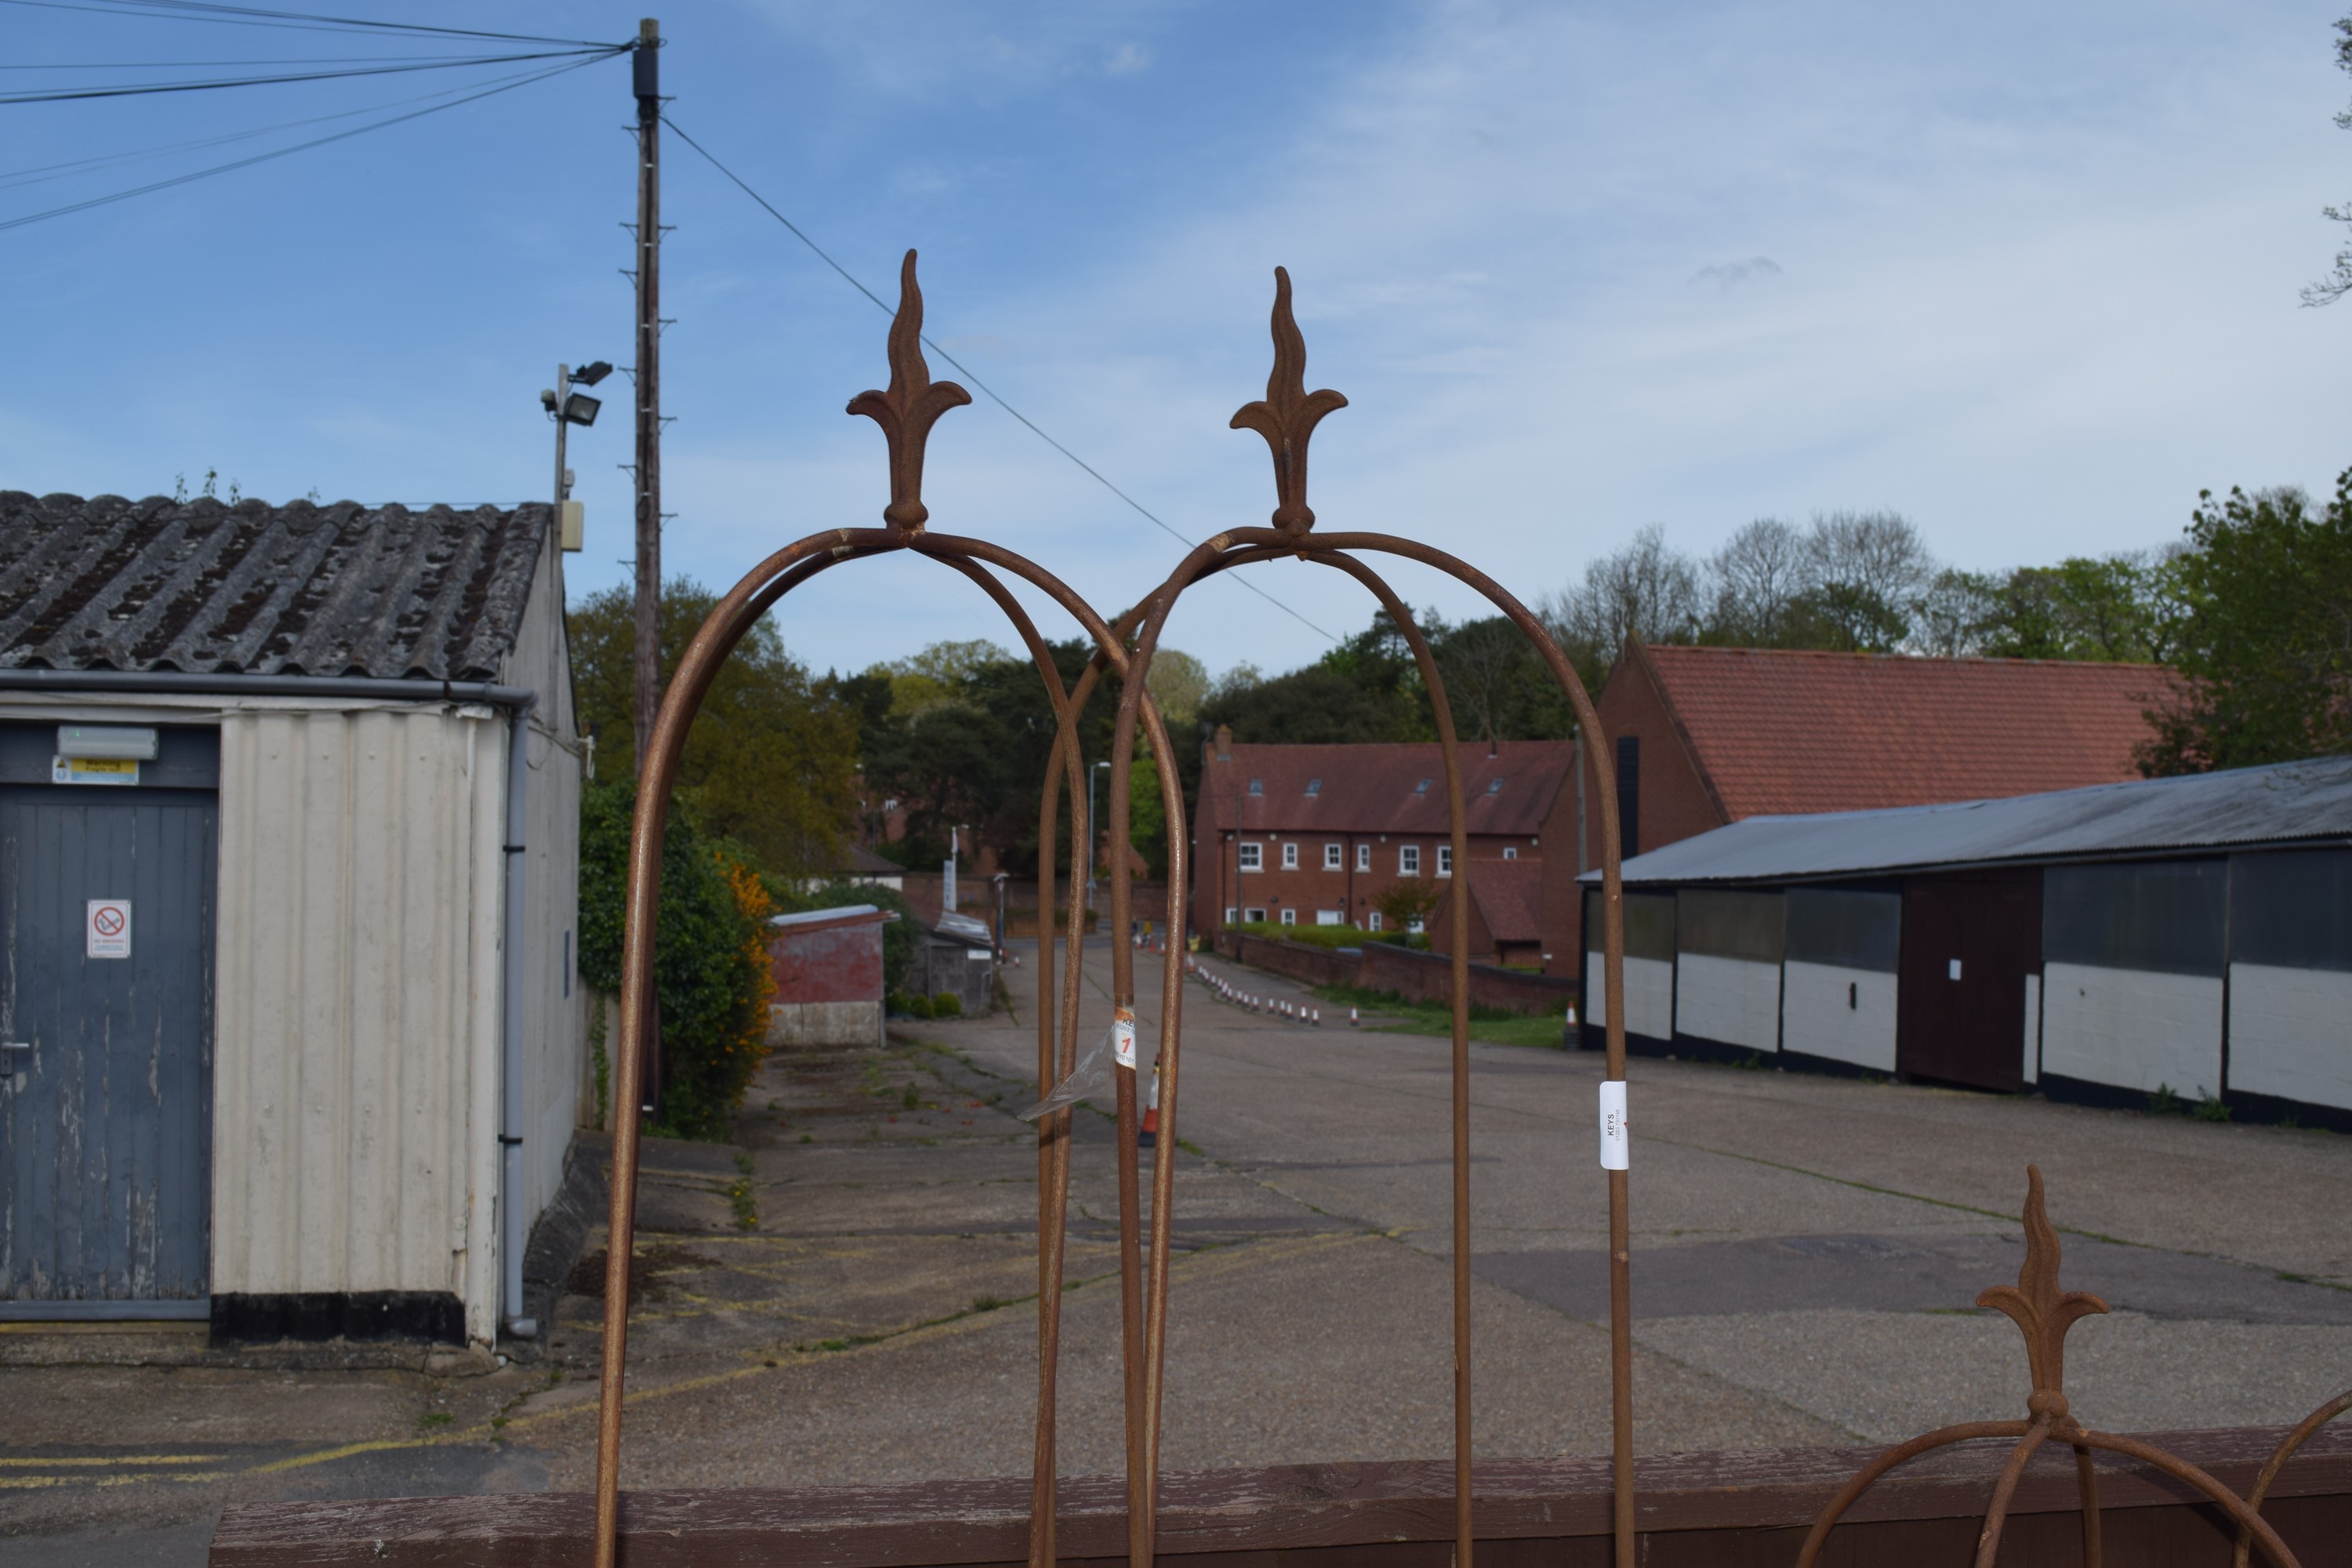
[630, 16, 662, 771]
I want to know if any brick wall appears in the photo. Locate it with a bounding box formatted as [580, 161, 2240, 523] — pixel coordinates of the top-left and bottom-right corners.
[1549, 646, 1731, 975]
[1217, 933, 1580, 1016]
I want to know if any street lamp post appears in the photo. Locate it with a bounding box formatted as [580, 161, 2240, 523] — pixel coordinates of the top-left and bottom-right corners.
[540, 359, 612, 532]
[1087, 759, 1111, 915]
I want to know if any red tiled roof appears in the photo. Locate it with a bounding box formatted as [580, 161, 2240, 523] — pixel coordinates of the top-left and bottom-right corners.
[1463, 857, 1543, 944]
[1200, 741, 1572, 838]
[1641, 644, 2176, 819]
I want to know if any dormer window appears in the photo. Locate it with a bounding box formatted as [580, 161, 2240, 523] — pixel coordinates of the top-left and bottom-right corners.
[1305, 779, 1322, 795]
[1248, 778, 1263, 796]
[1414, 779, 1431, 794]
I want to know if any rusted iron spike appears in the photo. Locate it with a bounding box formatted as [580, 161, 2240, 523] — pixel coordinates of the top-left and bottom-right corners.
[1229, 266, 1347, 537]
[1976, 1163, 2108, 1428]
[846, 249, 972, 534]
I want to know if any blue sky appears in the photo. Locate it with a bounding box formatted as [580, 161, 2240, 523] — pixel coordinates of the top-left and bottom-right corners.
[6, 2, 2351, 679]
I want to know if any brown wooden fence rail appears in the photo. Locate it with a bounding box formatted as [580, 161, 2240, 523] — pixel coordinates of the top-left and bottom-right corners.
[209, 1423, 2352, 1567]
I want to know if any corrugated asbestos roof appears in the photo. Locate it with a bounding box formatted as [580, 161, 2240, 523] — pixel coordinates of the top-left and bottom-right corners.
[1200, 741, 1571, 839]
[1639, 644, 2174, 818]
[0, 492, 550, 681]
[1586, 755, 2352, 886]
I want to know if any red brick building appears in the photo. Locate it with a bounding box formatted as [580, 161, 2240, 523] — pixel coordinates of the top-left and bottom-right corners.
[1561, 642, 2176, 965]
[1189, 728, 1577, 955]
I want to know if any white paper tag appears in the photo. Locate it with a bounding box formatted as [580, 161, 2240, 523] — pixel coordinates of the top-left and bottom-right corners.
[1598, 1080, 1628, 1170]
[1112, 1008, 1137, 1071]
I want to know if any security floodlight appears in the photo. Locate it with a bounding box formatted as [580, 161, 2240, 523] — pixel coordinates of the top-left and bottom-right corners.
[560, 392, 601, 426]
[572, 361, 612, 387]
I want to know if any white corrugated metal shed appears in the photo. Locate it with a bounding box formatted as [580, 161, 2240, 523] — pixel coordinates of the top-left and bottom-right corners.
[1585, 756, 2352, 887]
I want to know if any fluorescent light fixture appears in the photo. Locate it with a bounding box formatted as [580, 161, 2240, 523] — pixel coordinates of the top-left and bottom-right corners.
[58, 724, 158, 760]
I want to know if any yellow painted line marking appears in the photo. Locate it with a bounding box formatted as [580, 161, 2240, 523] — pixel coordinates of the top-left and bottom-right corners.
[0, 1454, 223, 1467]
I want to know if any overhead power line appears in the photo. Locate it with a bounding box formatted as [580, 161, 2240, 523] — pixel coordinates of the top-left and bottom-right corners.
[0, 0, 614, 46]
[0, 46, 623, 105]
[659, 114, 1338, 644]
[0, 51, 615, 232]
[0, 55, 613, 191]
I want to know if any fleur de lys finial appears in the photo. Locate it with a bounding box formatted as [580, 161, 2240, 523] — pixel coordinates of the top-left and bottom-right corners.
[847, 249, 971, 535]
[1229, 266, 1347, 536]
[1976, 1165, 2108, 1428]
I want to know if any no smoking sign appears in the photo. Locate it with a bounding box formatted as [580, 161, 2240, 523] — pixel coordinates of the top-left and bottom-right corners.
[86, 899, 130, 960]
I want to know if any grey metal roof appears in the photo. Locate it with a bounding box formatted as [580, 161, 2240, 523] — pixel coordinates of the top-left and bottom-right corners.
[0, 492, 550, 681]
[1584, 755, 2352, 887]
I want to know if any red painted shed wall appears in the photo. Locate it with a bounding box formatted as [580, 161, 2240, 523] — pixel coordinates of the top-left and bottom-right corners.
[770, 922, 885, 1004]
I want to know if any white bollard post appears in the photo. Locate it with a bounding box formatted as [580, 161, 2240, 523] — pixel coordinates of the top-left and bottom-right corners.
[1349, 1007, 1359, 1027]
[1312, 1007, 1320, 1026]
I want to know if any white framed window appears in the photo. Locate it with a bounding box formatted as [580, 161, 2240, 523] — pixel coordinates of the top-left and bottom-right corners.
[1356, 843, 1370, 872]
[1239, 843, 1262, 872]
[1437, 845, 1452, 877]
[1279, 907, 1297, 926]
[1282, 842, 1299, 869]
[1407, 914, 1426, 935]
[1324, 842, 1343, 870]
[1243, 906, 1267, 923]
[1367, 911, 1384, 931]
[1225, 906, 1237, 923]
[1316, 909, 1343, 925]
[1503, 846, 1518, 860]
[1399, 844, 1421, 876]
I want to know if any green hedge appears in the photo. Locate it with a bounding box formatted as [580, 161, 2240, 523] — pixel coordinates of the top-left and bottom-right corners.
[578, 783, 775, 1140]
[1225, 920, 1428, 952]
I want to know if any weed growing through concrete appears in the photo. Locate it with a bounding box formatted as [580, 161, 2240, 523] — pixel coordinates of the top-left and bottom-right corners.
[724, 1152, 758, 1229]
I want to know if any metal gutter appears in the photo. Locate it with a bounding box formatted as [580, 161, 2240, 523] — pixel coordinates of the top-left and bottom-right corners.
[0, 669, 544, 1341]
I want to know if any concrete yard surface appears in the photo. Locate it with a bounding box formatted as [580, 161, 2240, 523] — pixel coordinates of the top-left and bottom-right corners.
[4, 936, 2347, 1563]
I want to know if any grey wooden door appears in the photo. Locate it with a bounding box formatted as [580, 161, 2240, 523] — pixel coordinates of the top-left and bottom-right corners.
[0, 785, 216, 1316]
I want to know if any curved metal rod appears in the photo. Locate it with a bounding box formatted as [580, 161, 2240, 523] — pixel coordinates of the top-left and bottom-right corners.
[919, 539, 1193, 1568]
[1116, 527, 1636, 1567]
[1791, 1423, 2031, 1568]
[2078, 1430, 2303, 1568]
[1028, 660, 1098, 1568]
[2072, 1441, 2103, 1568]
[593, 526, 895, 1568]
[1972, 1421, 2053, 1568]
[591, 528, 1178, 1568]
[928, 559, 1114, 1568]
[1107, 540, 1566, 1568]
[2233, 1389, 2352, 1568]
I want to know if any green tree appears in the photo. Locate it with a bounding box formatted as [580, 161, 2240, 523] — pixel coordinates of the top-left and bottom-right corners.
[577, 782, 774, 1139]
[2139, 476, 2352, 775]
[1127, 753, 1168, 881]
[569, 579, 858, 877]
[1979, 554, 2180, 663]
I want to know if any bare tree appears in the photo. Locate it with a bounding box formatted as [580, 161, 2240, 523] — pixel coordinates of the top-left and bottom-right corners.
[1706, 517, 1809, 645]
[1910, 567, 2002, 657]
[1537, 523, 1704, 671]
[2307, 16, 2352, 306]
[1804, 510, 1933, 604]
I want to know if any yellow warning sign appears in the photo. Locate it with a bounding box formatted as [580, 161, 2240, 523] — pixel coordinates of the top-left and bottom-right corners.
[52, 757, 139, 786]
